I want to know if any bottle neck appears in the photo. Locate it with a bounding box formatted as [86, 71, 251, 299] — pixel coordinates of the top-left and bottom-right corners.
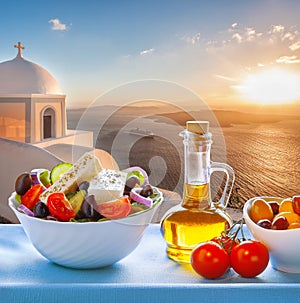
[181, 131, 212, 210]
[182, 183, 211, 210]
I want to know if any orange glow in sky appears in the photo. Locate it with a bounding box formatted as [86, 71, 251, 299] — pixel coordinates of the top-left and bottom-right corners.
[235, 69, 300, 105]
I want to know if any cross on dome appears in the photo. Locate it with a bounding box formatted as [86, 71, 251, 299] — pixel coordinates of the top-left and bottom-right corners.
[14, 42, 25, 57]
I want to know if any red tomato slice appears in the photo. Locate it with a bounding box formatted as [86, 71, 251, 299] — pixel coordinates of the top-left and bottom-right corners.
[21, 184, 44, 210]
[47, 192, 76, 222]
[98, 197, 132, 219]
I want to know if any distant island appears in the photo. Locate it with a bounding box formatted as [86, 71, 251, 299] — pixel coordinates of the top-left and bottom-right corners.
[67, 104, 300, 129]
[148, 109, 300, 128]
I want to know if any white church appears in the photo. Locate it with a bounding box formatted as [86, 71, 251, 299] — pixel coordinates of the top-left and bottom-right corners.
[0, 42, 92, 149]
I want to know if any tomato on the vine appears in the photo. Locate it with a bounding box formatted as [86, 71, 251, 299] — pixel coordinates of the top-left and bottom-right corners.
[230, 240, 269, 278]
[211, 235, 239, 255]
[191, 241, 230, 279]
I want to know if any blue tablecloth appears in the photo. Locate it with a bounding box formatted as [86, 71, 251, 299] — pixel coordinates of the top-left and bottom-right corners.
[0, 224, 299, 303]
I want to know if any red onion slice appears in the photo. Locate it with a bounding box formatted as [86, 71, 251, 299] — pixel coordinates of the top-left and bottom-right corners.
[30, 169, 49, 191]
[130, 188, 153, 208]
[123, 166, 149, 187]
[17, 204, 35, 217]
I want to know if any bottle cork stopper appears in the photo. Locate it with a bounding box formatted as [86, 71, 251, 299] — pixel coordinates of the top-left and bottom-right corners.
[186, 121, 209, 134]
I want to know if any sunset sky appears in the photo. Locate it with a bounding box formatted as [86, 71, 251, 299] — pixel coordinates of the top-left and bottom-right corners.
[1, 0, 300, 113]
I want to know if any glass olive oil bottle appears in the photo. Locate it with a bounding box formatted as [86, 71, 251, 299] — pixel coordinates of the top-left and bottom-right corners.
[161, 121, 235, 263]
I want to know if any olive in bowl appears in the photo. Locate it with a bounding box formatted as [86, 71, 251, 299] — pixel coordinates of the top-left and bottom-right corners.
[243, 196, 300, 273]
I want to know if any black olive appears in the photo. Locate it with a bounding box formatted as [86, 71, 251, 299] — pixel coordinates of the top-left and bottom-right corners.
[139, 184, 153, 198]
[124, 175, 140, 195]
[126, 175, 140, 189]
[15, 173, 32, 196]
[81, 195, 102, 221]
[34, 202, 50, 218]
[78, 181, 90, 192]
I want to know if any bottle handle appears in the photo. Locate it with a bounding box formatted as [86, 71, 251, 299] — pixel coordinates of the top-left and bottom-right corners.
[210, 162, 235, 210]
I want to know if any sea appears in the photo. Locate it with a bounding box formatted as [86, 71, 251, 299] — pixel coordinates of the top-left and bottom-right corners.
[222, 121, 300, 206]
[67, 107, 300, 208]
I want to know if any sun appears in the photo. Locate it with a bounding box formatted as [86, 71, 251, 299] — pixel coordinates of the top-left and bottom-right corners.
[236, 68, 300, 105]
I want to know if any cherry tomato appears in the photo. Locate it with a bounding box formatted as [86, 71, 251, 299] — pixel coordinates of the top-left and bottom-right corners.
[98, 196, 132, 219]
[230, 240, 269, 278]
[211, 235, 239, 255]
[47, 192, 76, 222]
[21, 184, 43, 210]
[292, 196, 300, 215]
[191, 241, 230, 279]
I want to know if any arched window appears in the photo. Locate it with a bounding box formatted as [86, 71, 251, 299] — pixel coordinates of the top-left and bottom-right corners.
[42, 107, 56, 139]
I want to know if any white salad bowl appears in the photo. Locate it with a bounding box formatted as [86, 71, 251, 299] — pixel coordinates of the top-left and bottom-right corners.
[8, 188, 163, 269]
[243, 196, 300, 273]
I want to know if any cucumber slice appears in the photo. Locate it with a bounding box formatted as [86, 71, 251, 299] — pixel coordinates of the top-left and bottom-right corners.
[39, 169, 51, 187]
[50, 162, 73, 184]
[15, 193, 21, 204]
[66, 191, 77, 200]
[69, 190, 86, 215]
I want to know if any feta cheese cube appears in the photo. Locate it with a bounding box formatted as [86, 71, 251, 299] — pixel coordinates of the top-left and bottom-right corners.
[88, 169, 127, 204]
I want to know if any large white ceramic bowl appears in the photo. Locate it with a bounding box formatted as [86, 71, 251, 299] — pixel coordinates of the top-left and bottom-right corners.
[243, 196, 300, 273]
[9, 189, 163, 269]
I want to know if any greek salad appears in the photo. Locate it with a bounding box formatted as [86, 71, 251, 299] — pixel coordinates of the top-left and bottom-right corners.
[13, 152, 161, 222]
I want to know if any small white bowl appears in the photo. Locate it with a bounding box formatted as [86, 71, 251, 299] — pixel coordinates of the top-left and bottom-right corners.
[9, 189, 163, 269]
[243, 196, 300, 273]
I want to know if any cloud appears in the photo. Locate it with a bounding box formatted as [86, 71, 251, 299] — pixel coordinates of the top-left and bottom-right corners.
[181, 32, 201, 45]
[232, 32, 242, 43]
[49, 18, 68, 31]
[276, 55, 300, 64]
[267, 24, 300, 44]
[289, 40, 300, 51]
[228, 23, 238, 33]
[282, 31, 296, 41]
[188, 33, 201, 44]
[270, 24, 285, 34]
[196, 23, 300, 52]
[227, 24, 263, 44]
[177, 22, 300, 75]
[140, 48, 155, 55]
[245, 27, 259, 41]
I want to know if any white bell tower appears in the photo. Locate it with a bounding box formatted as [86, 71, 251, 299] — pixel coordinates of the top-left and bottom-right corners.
[0, 42, 67, 143]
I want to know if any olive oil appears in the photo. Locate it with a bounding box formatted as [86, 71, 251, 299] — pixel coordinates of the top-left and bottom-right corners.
[161, 121, 234, 263]
[182, 183, 210, 209]
[161, 201, 231, 263]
